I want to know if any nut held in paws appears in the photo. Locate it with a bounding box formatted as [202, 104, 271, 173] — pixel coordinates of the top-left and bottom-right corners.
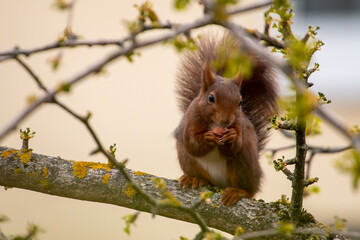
[213, 126, 225, 135]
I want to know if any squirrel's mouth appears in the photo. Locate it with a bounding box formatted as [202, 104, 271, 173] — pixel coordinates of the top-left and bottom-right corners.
[210, 123, 228, 130]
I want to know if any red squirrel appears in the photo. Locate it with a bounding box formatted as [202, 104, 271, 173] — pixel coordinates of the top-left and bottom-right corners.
[174, 33, 278, 206]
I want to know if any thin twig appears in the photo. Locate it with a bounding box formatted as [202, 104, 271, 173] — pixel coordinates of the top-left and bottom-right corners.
[266, 144, 296, 157]
[13, 57, 48, 93]
[0, 23, 171, 62]
[227, 0, 273, 15]
[306, 144, 351, 179]
[269, 143, 352, 180]
[305, 151, 316, 180]
[247, 28, 284, 49]
[66, 0, 77, 28]
[303, 177, 318, 187]
[282, 167, 294, 181]
[309, 145, 352, 154]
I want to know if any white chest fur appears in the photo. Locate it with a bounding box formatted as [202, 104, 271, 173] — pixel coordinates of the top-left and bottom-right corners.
[196, 147, 229, 187]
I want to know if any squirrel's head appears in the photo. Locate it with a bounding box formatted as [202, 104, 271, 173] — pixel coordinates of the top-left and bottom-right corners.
[199, 64, 243, 128]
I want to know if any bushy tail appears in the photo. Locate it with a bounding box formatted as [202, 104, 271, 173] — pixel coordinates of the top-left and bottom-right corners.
[176, 32, 278, 150]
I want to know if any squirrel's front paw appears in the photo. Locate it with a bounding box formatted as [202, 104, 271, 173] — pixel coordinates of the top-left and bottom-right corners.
[220, 187, 250, 206]
[220, 128, 238, 145]
[204, 131, 222, 145]
[179, 174, 211, 188]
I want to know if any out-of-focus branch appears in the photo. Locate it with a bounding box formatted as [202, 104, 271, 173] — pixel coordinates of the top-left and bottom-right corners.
[222, 21, 360, 154]
[0, 1, 273, 62]
[246, 28, 284, 49]
[13, 57, 48, 93]
[268, 143, 352, 180]
[0, 1, 274, 141]
[0, 17, 210, 141]
[0, 24, 174, 62]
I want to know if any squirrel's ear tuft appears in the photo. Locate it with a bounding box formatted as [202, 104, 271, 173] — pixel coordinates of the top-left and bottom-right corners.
[234, 73, 243, 89]
[201, 63, 215, 92]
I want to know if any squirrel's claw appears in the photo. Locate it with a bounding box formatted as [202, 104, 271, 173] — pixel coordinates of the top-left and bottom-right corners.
[220, 187, 250, 206]
[220, 128, 238, 145]
[179, 174, 211, 189]
[204, 131, 222, 145]
[179, 174, 193, 188]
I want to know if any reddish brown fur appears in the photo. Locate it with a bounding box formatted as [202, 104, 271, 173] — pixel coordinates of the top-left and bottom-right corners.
[174, 33, 278, 206]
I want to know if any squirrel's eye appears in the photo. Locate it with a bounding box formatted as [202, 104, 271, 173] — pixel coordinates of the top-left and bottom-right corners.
[208, 94, 215, 103]
[239, 99, 243, 107]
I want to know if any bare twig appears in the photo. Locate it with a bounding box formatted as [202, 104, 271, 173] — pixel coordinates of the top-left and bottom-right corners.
[282, 168, 294, 181]
[266, 145, 296, 157]
[269, 143, 352, 181]
[246, 28, 284, 49]
[66, 0, 77, 29]
[227, 1, 273, 15]
[13, 57, 48, 93]
[310, 145, 352, 154]
[303, 177, 318, 187]
[0, 23, 176, 62]
[305, 151, 316, 180]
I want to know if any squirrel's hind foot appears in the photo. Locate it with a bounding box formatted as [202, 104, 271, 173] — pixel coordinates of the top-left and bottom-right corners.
[221, 187, 251, 206]
[179, 174, 211, 188]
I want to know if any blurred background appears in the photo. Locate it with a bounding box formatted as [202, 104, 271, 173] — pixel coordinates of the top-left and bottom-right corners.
[0, 0, 359, 239]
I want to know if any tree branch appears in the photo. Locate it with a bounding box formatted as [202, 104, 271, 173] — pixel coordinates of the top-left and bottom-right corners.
[1, 146, 352, 239]
[0, 146, 287, 236]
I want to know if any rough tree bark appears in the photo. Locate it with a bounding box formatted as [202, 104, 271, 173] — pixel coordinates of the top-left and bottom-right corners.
[0, 146, 341, 239]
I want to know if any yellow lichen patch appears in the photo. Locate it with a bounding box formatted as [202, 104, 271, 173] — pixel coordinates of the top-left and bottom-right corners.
[73, 162, 89, 179]
[89, 162, 111, 172]
[1, 150, 12, 158]
[1, 149, 19, 159]
[124, 185, 137, 197]
[14, 168, 23, 174]
[102, 174, 110, 184]
[73, 161, 111, 179]
[40, 179, 49, 188]
[42, 167, 48, 178]
[133, 171, 149, 176]
[19, 151, 32, 165]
